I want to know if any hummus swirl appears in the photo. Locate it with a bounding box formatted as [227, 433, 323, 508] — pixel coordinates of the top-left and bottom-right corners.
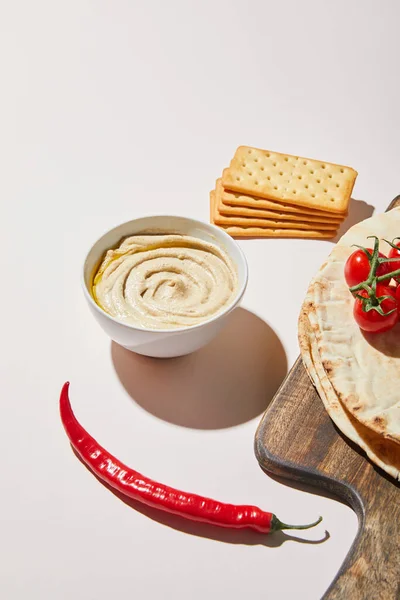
[93, 234, 238, 329]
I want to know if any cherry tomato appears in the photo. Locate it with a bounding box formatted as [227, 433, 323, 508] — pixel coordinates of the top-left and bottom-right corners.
[396, 285, 400, 315]
[344, 248, 390, 287]
[353, 284, 398, 333]
[388, 242, 400, 283]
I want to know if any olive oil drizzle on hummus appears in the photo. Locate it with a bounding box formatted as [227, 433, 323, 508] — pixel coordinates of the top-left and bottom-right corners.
[92, 234, 238, 329]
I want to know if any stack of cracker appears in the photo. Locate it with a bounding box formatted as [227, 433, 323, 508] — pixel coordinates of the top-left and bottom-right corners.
[210, 146, 358, 238]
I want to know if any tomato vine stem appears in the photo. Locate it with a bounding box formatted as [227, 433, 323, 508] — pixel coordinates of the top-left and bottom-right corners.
[348, 236, 398, 316]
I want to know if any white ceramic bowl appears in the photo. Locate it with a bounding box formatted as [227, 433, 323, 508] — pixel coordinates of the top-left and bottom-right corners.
[82, 215, 248, 358]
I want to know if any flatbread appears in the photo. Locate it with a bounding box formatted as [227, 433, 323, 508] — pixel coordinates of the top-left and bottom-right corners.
[301, 206, 400, 445]
[299, 306, 400, 480]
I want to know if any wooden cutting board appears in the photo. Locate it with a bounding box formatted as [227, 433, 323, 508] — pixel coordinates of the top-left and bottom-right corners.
[255, 196, 400, 600]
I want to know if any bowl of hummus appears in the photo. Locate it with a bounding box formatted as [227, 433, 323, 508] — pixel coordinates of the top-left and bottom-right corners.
[82, 215, 248, 357]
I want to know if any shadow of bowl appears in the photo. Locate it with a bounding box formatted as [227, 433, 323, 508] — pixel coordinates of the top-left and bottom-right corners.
[111, 307, 287, 430]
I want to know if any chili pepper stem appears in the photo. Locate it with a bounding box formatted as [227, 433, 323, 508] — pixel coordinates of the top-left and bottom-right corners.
[270, 515, 323, 532]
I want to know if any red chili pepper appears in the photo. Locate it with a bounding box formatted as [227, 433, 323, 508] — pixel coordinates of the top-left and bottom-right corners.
[60, 382, 322, 534]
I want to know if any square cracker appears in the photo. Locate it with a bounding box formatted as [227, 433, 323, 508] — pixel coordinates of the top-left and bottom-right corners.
[215, 179, 342, 224]
[211, 187, 339, 231]
[222, 146, 357, 214]
[215, 224, 338, 239]
[210, 190, 337, 239]
[221, 176, 345, 220]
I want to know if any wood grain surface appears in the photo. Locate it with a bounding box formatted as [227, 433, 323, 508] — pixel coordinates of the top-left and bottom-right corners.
[255, 196, 400, 600]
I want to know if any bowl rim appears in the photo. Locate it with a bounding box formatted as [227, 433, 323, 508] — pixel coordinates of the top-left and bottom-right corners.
[81, 214, 249, 334]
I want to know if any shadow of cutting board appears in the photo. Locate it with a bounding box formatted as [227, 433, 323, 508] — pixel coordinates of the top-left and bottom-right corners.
[255, 196, 400, 600]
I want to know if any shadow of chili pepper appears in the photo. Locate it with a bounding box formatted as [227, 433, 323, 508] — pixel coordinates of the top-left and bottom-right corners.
[71, 446, 329, 548]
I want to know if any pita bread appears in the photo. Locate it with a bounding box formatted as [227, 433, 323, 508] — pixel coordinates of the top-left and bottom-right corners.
[299, 306, 400, 480]
[301, 207, 400, 445]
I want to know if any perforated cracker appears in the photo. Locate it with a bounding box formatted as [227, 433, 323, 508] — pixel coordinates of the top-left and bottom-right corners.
[215, 223, 338, 239]
[215, 179, 342, 224]
[211, 188, 340, 231]
[210, 191, 337, 239]
[221, 180, 345, 220]
[222, 147, 357, 214]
